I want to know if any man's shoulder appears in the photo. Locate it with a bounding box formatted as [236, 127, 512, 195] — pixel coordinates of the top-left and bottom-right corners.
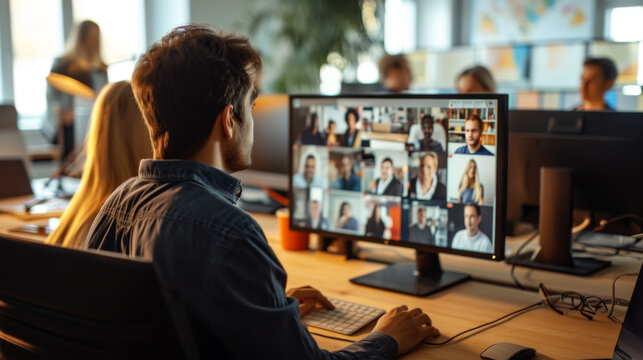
[477, 146, 494, 155]
[455, 145, 467, 154]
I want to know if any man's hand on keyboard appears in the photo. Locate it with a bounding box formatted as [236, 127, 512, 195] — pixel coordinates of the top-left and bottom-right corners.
[286, 286, 336, 317]
[373, 305, 440, 356]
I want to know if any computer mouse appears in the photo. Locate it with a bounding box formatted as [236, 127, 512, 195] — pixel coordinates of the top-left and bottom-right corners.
[480, 342, 536, 360]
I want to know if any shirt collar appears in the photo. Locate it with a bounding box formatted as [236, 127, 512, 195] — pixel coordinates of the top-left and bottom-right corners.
[138, 159, 242, 204]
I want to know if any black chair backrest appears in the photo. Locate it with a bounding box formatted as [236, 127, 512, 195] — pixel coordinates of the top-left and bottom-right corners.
[0, 234, 185, 359]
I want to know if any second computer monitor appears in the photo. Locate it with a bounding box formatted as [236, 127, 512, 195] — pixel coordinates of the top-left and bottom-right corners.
[289, 94, 507, 268]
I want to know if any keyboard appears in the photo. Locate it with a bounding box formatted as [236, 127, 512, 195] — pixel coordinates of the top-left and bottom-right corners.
[302, 297, 386, 335]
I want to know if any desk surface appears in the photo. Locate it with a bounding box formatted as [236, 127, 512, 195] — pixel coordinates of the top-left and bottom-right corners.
[252, 213, 636, 360]
[0, 211, 638, 359]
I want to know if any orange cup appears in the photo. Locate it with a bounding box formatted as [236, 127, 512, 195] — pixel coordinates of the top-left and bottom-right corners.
[276, 208, 309, 251]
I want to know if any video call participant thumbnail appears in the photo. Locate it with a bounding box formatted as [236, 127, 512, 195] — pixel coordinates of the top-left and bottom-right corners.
[408, 205, 434, 245]
[451, 203, 492, 253]
[339, 108, 362, 148]
[300, 113, 324, 145]
[371, 157, 403, 196]
[409, 152, 446, 201]
[331, 155, 361, 192]
[293, 154, 324, 188]
[454, 114, 493, 156]
[457, 159, 484, 205]
[365, 205, 386, 238]
[416, 115, 443, 153]
[335, 201, 360, 232]
[303, 199, 328, 230]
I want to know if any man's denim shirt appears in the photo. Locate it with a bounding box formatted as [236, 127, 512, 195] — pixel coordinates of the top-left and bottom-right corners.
[86, 160, 397, 359]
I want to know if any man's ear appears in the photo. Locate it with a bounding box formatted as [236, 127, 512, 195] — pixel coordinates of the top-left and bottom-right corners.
[220, 104, 235, 139]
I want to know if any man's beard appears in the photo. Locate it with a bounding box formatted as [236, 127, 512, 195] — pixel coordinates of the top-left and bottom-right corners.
[224, 126, 252, 173]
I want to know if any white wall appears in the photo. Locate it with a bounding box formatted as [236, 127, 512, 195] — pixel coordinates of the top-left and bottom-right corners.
[0, 0, 14, 103]
[145, 0, 189, 46]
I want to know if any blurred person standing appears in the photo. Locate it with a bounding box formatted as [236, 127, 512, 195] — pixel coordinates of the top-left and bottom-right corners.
[44, 20, 108, 161]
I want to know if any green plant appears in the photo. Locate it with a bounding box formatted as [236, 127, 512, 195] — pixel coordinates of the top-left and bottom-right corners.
[249, 0, 383, 93]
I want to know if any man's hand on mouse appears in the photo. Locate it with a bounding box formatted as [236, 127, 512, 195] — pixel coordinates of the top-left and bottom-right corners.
[373, 305, 440, 355]
[286, 286, 335, 317]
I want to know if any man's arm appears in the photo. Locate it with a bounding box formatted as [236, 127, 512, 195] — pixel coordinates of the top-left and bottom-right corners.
[194, 225, 399, 359]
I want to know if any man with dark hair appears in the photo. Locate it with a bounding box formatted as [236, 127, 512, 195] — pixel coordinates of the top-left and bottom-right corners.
[454, 114, 493, 156]
[451, 203, 492, 253]
[331, 155, 361, 191]
[293, 154, 324, 188]
[417, 115, 443, 152]
[86, 25, 437, 359]
[576, 57, 617, 111]
[303, 199, 329, 230]
[372, 157, 403, 196]
[340, 107, 361, 147]
[378, 53, 412, 93]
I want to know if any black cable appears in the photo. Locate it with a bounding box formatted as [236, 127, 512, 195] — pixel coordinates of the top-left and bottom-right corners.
[422, 301, 543, 346]
[509, 231, 539, 289]
[309, 301, 544, 347]
[608, 272, 638, 324]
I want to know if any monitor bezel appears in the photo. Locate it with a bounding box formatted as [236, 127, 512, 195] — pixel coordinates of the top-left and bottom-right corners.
[288, 93, 508, 261]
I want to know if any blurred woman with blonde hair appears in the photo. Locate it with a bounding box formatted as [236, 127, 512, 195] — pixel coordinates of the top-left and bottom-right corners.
[457, 159, 484, 205]
[44, 20, 108, 161]
[47, 81, 152, 248]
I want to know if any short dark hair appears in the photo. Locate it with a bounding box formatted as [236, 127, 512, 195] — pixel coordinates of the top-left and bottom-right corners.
[381, 157, 393, 167]
[305, 155, 315, 162]
[583, 57, 617, 81]
[421, 114, 434, 127]
[466, 114, 484, 131]
[464, 203, 481, 216]
[132, 25, 262, 159]
[344, 108, 359, 124]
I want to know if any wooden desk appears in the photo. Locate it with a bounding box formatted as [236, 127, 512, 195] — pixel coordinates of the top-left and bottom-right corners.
[253, 213, 632, 360]
[0, 212, 635, 359]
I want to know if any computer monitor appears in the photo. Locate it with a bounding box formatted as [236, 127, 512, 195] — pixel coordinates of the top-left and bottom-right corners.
[235, 94, 289, 191]
[289, 94, 508, 296]
[507, 110, 643, 275]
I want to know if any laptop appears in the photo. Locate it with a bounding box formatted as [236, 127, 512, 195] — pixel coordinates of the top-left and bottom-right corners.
[0, 158, 69, 220]
[612, 262, 643, 360]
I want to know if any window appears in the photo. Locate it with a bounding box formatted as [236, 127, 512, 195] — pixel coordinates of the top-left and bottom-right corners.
[607, 6, 643, 42]
[10, 0, 65, 129]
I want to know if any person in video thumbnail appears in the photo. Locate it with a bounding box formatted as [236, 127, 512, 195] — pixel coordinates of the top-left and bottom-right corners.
[457, 159, 484, 205]
[304, 199, 328, 230]
[452, 203, 492, 253]
[339, 108, 362, 148]
[331, 155, 361, 191]
[300, 113, 324, 145]
[417, 115, 443, 152]
[409, 206, 434, 245]
[335, 202, 360, 232]
[325, 120, 339, 146]
[293, 154, 324, 188]
[365, 205, 386, 238]
[454, 114, 493, 156]
[409, 152, 446, 201]
[372, 157, 403, 196]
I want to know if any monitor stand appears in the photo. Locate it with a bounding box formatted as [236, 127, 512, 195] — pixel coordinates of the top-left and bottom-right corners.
[506, 167, 610, 276]
[349, 250, 471, 297]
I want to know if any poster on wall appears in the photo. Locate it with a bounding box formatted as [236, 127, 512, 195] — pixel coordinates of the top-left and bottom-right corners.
[589, 42, 640, 85]
[530, 43, 585, 89]
[471, 0, 595, 45]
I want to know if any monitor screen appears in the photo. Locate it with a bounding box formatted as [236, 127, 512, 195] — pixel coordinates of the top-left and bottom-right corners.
[289, 94, 507, 261]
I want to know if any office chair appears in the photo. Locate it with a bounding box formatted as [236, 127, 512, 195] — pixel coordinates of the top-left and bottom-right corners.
[0, 233, 189, 359]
